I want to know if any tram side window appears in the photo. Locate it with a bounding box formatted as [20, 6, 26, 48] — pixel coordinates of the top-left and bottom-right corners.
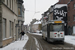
[42, 26, 45, 31]
[42, 26, 44, 31]
[43, 26, 45, 31]
[42, 25, 47, 32]
[50, 24, 53, 31]
[45, 25, 47, 31]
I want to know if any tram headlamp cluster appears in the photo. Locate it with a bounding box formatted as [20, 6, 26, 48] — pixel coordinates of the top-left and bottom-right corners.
[60, 33, 63, 34]
[54, 33, 57, 34]
[61, 35, 63, 37]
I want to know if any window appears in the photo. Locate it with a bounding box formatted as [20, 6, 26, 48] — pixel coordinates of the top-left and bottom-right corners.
[9, 21, 12, 36]
[50, 24, 64, 31]
[3, 0, 5, 2]
[10, 0, 11, 8]
[53, 25, 63, 31]
[12, 0, 13, 10]
[74, 15, 75, 21]
[68, 7, 70, 11]
[7, 0, 8, 5]
[11, 22, 13, 37]
[59, 0, 60, 1]
[68, 16, 70, 21]
[42, 25, 47, 31]
[22, 11, 24, 17]
[9, 21, 13, 37]
[15, 0, 17, 2]
[50, 24, 53, 31]
[2, 18, 6, 39]
[70, 0, 74, 2]
[74, 4, 75, 9]
[18, 8, 21, 15]
[11, 22, 13, 35]
[73, 26, 75, 34]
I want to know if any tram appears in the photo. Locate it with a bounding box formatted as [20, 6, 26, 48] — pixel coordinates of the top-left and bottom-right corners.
[42, 20, 64, 43]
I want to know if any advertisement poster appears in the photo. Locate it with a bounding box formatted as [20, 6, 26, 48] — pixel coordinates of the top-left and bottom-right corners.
[53, 4, 67, 23]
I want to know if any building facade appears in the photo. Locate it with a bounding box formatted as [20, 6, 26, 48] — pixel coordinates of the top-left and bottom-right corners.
[67, 0, 75, 35]
[17, 0, 25, 38]
[13, 0, 25, 39]
[48, 6, 54, 21]
[32, 21, 42, 33]
[57, 0, 75, 35]
[0, 0, 25, 47]
[0, 0, 18, 47]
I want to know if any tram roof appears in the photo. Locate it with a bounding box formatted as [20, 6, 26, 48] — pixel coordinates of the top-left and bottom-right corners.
[42, 20, 64, 26]
[48, 20, 64, 23]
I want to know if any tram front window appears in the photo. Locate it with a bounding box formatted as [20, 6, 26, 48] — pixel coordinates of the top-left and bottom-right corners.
[50, 24, 64, 31]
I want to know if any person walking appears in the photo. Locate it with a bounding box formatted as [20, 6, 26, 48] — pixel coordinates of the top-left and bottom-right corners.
[20, 30, 25, 40]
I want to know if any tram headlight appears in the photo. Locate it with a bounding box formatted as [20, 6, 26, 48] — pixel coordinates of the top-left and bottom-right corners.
[54, 33, 57, 34]
[61, 35, 63, 37]
[60, 33, 63, 34]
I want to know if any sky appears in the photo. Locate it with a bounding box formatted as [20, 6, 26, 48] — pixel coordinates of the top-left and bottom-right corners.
[23, 0, 59, 25]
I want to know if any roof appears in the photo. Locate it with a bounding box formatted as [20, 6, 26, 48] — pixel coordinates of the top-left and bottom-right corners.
[34, 21, 41, 24]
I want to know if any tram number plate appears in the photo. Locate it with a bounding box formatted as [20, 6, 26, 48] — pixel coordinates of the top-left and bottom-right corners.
[58, 34, 60, 37]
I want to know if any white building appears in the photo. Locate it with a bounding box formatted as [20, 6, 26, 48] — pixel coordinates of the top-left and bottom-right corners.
[32, 21, 42, 33]
[0, 0, 25, 47]
[0, 0, 18, 47]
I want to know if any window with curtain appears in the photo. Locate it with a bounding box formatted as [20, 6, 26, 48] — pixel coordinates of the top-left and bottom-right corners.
[18, 7, 21, 15]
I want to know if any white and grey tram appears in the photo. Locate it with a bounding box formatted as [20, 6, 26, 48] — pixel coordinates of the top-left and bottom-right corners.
[42, 20, 64, 43]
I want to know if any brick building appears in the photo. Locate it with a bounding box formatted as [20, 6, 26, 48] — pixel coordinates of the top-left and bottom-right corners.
[58, 0, 75, 35]
[57, 0, 70, 4]
[67, 0, 75, 35]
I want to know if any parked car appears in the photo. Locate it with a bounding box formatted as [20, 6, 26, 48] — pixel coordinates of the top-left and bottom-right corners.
[36, 30, 42, 33]
[27, 31, 30, 33]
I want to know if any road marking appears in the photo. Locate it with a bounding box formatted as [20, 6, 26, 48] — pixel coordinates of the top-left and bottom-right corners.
[32, 36, 43, 50]
[38, 40, 43, 50]
[33, 37, 39, 50]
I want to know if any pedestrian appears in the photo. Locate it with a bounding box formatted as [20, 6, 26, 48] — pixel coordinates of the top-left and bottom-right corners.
[20, 30, 25, 40]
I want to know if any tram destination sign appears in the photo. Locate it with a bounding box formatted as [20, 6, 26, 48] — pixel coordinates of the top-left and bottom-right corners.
[53, 4, 67, 23]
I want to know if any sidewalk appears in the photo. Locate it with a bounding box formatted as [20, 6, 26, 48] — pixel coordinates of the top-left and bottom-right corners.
[65, 35, 75, 46]
[0, 34, 29, 50]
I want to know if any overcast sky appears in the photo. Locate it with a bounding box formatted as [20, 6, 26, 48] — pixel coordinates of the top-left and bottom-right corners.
[23, 0, 59, 25]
